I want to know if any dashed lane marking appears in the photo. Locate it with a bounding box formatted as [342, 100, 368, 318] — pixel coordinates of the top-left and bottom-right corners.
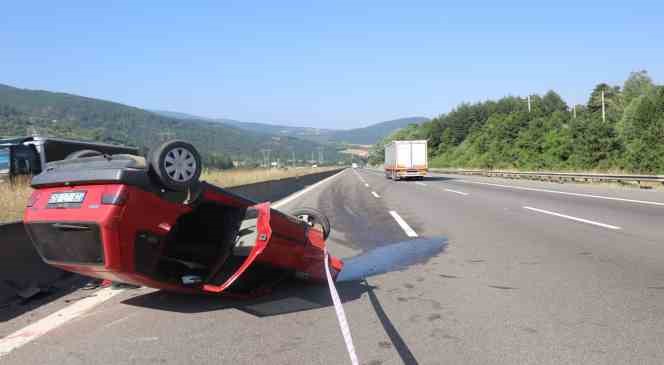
[524, 206, 621, 230]
[389, 211, 418, 237]
[444, 188, 469, 196]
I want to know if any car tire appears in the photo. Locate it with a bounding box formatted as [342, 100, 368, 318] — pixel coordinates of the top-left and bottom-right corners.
[290, 207, 331, 240]
[149, 140, 202, 191]
[65, 149, 102, 160]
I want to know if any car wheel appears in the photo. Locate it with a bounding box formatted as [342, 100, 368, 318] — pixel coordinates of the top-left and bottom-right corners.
[290, 207, 331, 240]
[149, 140, 202, 191]
[65, 149, 102, 160]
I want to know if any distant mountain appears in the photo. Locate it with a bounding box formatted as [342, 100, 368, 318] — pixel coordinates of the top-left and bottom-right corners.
[150, 109, 214, 121]
[153, 110, 332, 140]
[155, 109, 429, 145]
[0, 84, 340, 167]
[329, 117, 429, 145]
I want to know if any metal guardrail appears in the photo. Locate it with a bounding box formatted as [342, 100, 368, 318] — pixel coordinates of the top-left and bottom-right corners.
[429, 168, 664, 185]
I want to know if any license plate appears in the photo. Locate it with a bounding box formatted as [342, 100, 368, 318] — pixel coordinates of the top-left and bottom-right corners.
[48, 191, 86, 204]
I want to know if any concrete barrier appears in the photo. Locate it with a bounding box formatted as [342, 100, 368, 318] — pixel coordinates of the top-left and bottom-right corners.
[227, 168, 343, 203]
[0, 168, 344, 306]
[0, 222, 69, 306]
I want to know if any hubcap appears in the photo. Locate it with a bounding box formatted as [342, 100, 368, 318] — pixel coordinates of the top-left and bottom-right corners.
[164, 147, 197, 182]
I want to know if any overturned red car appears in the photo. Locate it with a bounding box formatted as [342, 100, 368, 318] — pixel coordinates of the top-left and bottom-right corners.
[23, 140, 343, 297]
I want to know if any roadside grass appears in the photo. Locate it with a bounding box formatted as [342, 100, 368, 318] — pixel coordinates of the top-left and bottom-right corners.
[201, 166, 338, 187]
[0, 177, 32, 224]
[0, 167, 339, 224]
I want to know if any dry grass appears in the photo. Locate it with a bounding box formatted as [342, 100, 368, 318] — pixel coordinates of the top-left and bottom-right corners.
[201, 166, 338, 187]
[0, 167, 340, 224]
[0, 177, 32, 224]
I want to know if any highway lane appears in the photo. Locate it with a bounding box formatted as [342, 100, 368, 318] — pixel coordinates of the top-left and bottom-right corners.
[357, 169, 664, 364]
[4, 168, 664, 364]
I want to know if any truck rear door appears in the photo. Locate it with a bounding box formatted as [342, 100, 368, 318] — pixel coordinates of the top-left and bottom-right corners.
[396, 143, 412, 169]
[411, 142, 427, 168]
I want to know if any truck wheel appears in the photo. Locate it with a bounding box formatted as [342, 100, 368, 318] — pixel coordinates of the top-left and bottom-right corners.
[291, 207, 331, 240]
[149, 140, 202, 191]
[65, 149, 102, 160]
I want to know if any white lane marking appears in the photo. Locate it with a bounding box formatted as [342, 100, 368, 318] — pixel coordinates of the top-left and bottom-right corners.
[461, 180, 664, 207]
[352, 169, 368, 184]
[389, 211, 418, 237]
[415, 182, 427, 186]
[274, 169, 347, 208]
[444, 188, 468, 196]
[0, 169, 347, 358]
[523, 206, 621, 230]
[324, 248, 359, 365]
[371, 191, 381, 198]
[364, 183, 370, 188]
[0, 287, 123, 358]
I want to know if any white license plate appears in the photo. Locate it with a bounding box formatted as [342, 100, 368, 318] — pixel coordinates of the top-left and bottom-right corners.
[48, 191, 86, 204]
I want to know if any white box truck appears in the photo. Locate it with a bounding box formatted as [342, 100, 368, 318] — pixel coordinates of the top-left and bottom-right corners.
[384, 140, 428, 180]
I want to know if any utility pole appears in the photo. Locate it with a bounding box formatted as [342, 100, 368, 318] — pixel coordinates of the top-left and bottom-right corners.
[601, 89, 606, 123]
[317, 146, 324, 164]
[573, 104, 577, 119]
[260, 149, 271, 168]
[527, 95, 531, 113]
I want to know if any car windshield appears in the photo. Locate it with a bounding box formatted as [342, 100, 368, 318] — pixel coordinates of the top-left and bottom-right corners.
[0, 147, 9, 173]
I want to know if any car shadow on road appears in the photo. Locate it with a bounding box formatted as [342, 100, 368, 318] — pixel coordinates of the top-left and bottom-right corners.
[0, 275, 88, 323]
[121, 278, 371, 317]
[123, 278, 420, 364]
[422, 176, 455, 182]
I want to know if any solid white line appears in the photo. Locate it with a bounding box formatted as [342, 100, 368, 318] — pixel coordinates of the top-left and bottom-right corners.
[461, 180, 664, 207]
[352, 169, 367, 184]
[371, 191, 381, 198]
[389, 211, 418, 237]
[523, 206, 621, 230]
[444, 188, 468, 196]
[274, 169, 347, 208]
[415, 182, 427, 186]
[0, 287, 123, 358]
[324, 248, 359, 365]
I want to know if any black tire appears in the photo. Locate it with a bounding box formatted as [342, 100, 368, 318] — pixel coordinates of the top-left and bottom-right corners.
[290, 207, 331, 240]
[66, 149, 102, 160]
[149, 140, 202, 191]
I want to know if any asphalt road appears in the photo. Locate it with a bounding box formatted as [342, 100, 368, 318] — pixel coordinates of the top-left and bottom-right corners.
[3, 168, 664, 364]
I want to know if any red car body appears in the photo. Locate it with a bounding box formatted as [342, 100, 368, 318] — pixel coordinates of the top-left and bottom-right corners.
[23, 155, 342, 297]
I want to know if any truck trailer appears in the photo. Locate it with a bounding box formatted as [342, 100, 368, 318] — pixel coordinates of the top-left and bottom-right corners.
[384, 140, 428, 180]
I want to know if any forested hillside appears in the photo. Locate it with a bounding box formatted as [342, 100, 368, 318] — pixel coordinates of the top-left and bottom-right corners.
[330, 117, 429, 145]
[0, 84, 340, 168]
[154, 110, 428, 146]
[370, 71, 664, 174]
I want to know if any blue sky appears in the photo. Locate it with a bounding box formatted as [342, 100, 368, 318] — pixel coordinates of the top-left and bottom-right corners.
[2, 1, 662, 128]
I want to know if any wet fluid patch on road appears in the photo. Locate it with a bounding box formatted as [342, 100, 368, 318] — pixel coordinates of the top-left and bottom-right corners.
[336, 237, 448, 282]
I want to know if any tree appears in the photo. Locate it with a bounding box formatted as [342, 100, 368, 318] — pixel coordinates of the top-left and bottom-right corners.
[621, 86, 664, 173]
[587, 83, 623, 123]
[541, 90, 568, 115]
[623, 70, 655, 105]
